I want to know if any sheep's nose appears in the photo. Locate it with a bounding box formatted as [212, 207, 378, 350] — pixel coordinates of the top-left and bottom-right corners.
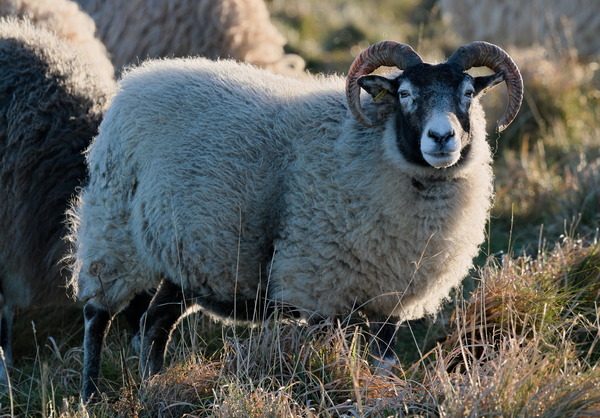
[428, 129, 454, 143]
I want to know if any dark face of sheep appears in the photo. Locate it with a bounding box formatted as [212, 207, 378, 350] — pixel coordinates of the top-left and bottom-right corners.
[346, 41, 523, 168]
[357, 63, 505, 168]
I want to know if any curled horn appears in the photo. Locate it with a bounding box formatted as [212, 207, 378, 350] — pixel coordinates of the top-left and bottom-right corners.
[346, 41, 423, 127]
[447, 41, 523, 132]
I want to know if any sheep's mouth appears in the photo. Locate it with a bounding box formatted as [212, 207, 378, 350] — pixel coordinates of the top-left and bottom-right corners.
[423, 151, 460, 168]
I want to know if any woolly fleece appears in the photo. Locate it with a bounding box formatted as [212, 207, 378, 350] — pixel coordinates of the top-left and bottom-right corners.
[75, 0, 305, 76]
[0, 17, 113, 312]
[70, 57, 495, 324]
[0, 0, 114, 89]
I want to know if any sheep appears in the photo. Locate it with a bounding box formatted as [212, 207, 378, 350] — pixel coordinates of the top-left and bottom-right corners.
[0, 0, 115, 90]
[74, 0, 305, 76]
[0, 15, 116, 383]
[439, 0, 600, 60]
[67, 40, 523, 402]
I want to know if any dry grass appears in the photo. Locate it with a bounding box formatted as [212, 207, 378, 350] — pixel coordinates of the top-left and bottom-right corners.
[433, 238, 600, 416]
[1, 240, 598, 416]
[45, 239, 598, 417]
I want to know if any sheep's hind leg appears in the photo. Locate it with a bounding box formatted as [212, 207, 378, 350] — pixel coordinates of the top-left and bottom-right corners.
[140, 279, 188, 380]
[82, 302, 111, 403]
[369, 318, 398, 371]
[122, 290, 154, 353]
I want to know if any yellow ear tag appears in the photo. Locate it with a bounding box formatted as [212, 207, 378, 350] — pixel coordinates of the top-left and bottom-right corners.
[374, 89, 387, 102]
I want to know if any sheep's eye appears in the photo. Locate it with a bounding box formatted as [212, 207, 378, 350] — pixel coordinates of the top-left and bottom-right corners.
[399, 90, 410, 98]
[465, 90, 474, 98]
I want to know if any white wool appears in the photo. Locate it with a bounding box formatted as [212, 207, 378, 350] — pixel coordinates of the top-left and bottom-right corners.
[75, 0, 305, 76]
[69, 57, 494, 322]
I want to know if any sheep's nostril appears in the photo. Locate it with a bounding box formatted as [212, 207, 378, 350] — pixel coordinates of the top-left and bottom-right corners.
[428, 129, 454, 143]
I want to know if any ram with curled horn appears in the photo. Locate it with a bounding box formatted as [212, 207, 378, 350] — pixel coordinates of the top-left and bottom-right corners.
[68, 40, 522, 402]
[347, 41, 522, 129]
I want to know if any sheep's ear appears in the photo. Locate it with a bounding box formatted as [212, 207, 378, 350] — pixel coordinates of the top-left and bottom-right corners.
[473, 71, 505, 96]
[357, 75, 398, 104]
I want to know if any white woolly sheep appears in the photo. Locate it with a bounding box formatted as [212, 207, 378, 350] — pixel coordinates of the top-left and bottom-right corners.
[75, 0, 305, 76]
[0, 15, 115, 383]
[68, 40, 523, 402]
[440, 0, 600, 59]
[0, 0, 114, 89]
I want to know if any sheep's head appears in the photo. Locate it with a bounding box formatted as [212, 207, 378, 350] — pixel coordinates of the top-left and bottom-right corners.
[346, 41, 523, 169]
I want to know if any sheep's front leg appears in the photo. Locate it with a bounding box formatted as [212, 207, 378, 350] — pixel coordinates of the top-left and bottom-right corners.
[82, 302, 111, 403]
[369, 318, 398, 370]
[140, 279, 187, 379]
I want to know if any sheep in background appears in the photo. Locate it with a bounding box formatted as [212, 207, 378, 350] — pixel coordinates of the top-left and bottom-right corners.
[0, 16, 115, 383]
[439, 0, 600, 60]
[75, 0, 305, 76]
[0, 0, 114, 89]
[68, 40, 522, 402]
